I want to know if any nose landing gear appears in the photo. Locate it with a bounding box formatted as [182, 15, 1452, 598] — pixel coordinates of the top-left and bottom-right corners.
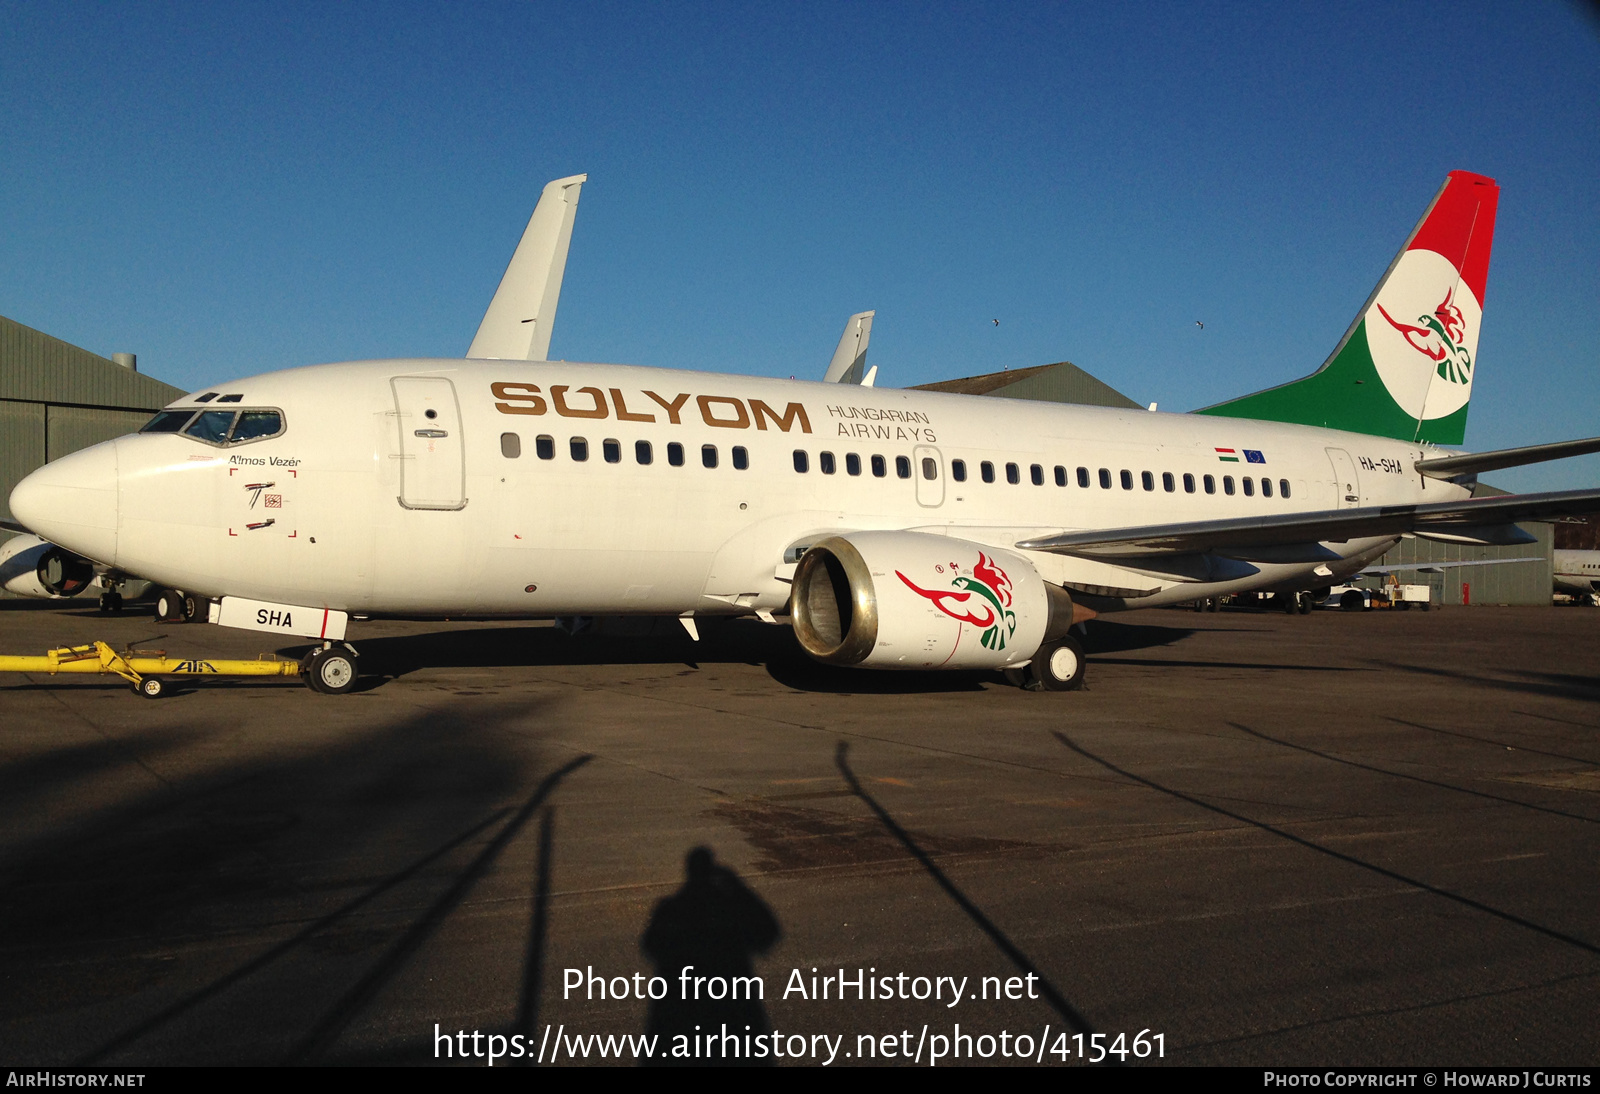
[302, 643, 360, 694]
[154, 588, 202, 623]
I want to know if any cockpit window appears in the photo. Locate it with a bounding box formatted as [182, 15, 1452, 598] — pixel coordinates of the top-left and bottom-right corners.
[230, 410, 283, 442]
[140, 410, 197, 433]
[143, 406, 286, 446]
[185, 410, 238, 444]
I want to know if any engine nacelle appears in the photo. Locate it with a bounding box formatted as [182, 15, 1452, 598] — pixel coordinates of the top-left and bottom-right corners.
[791, 531, 1075, 670]
[0, 534, 95, 599]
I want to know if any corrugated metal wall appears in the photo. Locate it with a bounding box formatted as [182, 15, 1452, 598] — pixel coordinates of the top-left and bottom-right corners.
[2, 314, 183, 535]
[0, 315, 181, 408]
[0, 400, 47, 526]
[1365, 524, 1554, 606]
[45, 406, 153, 461]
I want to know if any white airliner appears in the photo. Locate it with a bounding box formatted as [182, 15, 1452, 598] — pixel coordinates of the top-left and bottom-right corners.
[10, 171, 1600, 695]
[1553, 550, 1600, 605]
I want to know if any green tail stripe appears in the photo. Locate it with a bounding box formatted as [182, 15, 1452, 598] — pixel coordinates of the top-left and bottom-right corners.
[1197, 319, 1467, 446]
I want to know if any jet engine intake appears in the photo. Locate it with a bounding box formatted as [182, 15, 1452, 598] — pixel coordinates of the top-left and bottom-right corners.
[790, 531, 1074, 670]
[0, 534, 95, 599]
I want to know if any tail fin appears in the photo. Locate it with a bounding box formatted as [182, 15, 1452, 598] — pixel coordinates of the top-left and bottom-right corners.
[1199, 171, 1498, 445]
[467, 173, 586, 361]
[822, 310, 875, 384]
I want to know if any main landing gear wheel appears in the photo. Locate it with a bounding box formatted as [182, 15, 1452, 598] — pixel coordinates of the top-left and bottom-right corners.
[304, 647, 359, 695]
[132, 676, 166, 699]
[154, 588, 198, 623]
[1026, 635, 1087, 692]
[98, 591, 123, 614]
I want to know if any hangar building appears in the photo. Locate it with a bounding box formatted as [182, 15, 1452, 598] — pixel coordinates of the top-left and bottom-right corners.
[2, 313, 184, 555]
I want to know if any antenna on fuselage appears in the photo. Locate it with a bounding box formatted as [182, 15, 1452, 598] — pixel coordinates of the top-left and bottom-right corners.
[468, 173, 587, 361]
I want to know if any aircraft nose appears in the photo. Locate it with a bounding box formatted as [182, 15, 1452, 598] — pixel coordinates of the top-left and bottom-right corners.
[9, 440, 121, 564]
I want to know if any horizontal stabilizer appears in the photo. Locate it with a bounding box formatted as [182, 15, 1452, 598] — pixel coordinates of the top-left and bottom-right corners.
[823, 311, 875, 384]
[1015, 487, 1600, 558]
[1415, 435, 1600, 480]
[468, 174, 587, 361]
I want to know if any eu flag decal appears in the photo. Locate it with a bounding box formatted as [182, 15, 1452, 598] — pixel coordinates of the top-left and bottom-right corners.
[1244, 449, 1266, 464]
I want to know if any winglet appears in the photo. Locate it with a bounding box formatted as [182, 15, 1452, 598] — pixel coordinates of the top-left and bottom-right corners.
[467, 174, 587, 361]
[823, 311, 875, 384]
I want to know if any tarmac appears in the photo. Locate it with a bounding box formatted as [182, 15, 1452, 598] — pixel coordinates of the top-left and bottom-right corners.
[0, 599, 1596, 1066]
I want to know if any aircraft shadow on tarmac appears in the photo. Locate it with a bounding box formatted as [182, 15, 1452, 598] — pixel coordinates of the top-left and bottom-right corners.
[1384, 659, 1600, 704]
[276, 616, 1200, 696]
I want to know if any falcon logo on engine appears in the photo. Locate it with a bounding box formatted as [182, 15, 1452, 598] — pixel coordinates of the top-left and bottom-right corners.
[896, 553, 1019, 650]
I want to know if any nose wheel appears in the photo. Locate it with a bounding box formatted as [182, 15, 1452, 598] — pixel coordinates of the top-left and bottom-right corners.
[302, 644, 359, 694]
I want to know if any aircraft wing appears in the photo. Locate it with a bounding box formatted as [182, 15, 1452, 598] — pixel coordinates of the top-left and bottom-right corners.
[467, 174, 586, 361]
[1014, 487, 1600, 559]
[0, 518, 28, 534]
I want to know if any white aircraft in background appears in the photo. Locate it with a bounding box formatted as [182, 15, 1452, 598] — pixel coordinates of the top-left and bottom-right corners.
[1553, 550, 1600, 605]
[11, 171, 1600, 695]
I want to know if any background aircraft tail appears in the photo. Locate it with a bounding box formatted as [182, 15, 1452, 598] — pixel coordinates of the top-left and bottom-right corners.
[1199, 171, 1498, 445]
[822, 310, 875, 384]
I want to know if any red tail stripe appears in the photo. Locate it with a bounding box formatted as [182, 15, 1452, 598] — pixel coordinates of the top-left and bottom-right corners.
[1407, 170, 1498, 306]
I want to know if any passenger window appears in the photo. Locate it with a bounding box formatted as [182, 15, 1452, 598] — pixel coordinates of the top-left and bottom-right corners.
[1055, 465, 1067, 487]
[820, 452, 836, 474]
[793, 450, 809, 473]
[1030, 464, 1044, 486]
[732, 446, 749, 470]
[636, 440, 653, 465]
[185, 410, 237, 444]
[141, 410, 196, 433]
[1120, 470, 1133, 490]
[668, 442, 685, 467]
[603, 439, 621, 463]
[1223, 475, 1235, 495]
[1162, 471, 1175, 492]
[845, 453, 861, 476]
[1006, 463, 1020, 485]
[702, 444, 718, 469]
[1078, 467, 1091, 488]
[500, 432, 521, 458]
[1261, 477, 1273, 498]
[230, 410, 283, 442]
[872, 454, 887, 478]
[1141, 471, 1154, 491]
[1098, 468, 1112, 489]
[951, 459, 967, 482]
[536, 435, 555, 459]
[1183, 473, 1195, 493]
[570, 437, 589, 462]
[981, 461, 996, 484]
[1242, 476, 1254, 496]
[896, 456, 912, 479]
[1203, 474, 1215, 494]
[1279, 479, 1291, 499]
[922, 457, 937, 480]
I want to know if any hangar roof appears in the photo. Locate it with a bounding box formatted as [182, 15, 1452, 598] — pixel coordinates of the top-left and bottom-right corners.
[912, 361, 1141, 409]
[1, 315, 183, 409]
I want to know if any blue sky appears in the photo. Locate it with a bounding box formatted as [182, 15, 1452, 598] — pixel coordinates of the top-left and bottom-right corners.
[3, 2, 1596, 491]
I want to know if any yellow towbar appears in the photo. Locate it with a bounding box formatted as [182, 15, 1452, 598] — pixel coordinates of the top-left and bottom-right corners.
[0, 641, 300, 698]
